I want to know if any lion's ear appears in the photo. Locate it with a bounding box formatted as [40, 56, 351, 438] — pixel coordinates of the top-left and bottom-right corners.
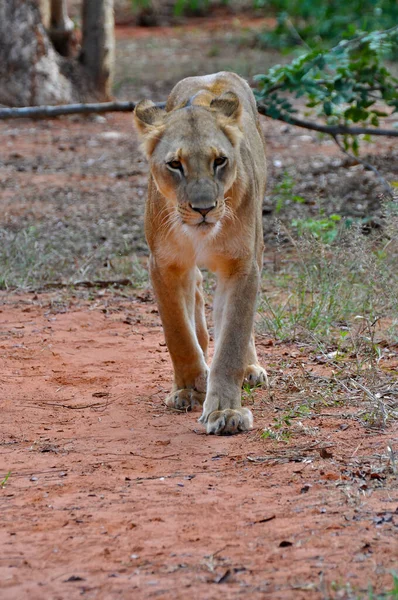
[210, 91, 242, 122]
[133, 100, 166, 136]
[134, 100, 166, 156]
[211, 91, 243, 146]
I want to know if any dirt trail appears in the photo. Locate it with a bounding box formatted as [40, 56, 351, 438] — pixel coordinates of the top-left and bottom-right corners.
[1, 16, 398, 599]
[1, 292, 397, 599]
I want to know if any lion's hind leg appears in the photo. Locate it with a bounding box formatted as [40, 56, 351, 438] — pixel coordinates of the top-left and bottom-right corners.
[244, 333, 268, 388]
[166, 386, 206, 411]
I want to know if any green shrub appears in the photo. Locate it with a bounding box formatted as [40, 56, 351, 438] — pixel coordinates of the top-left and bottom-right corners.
[256, 0, 398, 50]
[255, 27, 398, 153]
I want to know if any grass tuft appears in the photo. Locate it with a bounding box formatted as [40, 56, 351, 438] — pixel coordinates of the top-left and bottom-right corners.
[0, 225, 149, 290]
[260, 200, 398, 344]
[259, 198, 398, 437]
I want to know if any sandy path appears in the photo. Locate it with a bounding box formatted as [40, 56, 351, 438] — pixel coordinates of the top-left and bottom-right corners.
[1, 292, 397, 599]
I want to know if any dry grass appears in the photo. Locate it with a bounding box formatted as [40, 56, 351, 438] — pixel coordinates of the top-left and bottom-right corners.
[257, 196, 398, 439]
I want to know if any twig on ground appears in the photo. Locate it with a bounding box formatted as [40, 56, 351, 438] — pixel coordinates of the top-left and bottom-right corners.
[39, 278, 134, 289]
[351, 379, 389, 428]
[39, 401, 110, 409]
[387, 442, 397, 475]
[128, 452, 179, 460]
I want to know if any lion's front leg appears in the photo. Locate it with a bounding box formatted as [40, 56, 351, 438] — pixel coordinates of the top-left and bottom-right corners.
[199, 262, 259, 434]
[150, 258, 209, 411]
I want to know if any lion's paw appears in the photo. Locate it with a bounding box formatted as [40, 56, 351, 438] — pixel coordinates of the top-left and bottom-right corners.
[199, 407, 253, 435]
[165, 388, 205, 411]
[244, 364, 268, 388]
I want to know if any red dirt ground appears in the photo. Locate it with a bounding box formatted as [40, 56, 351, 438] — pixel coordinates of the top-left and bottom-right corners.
[115, 16, 277, 40]
[1, 291, 397, 599]
[1, 17, 398, 600]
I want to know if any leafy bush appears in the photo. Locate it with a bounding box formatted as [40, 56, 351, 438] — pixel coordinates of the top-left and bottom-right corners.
[256, 0, 398, 50]
[255, 27, 398, 152]
[130, 0, 211, 18]
[291, 214, 342, 244]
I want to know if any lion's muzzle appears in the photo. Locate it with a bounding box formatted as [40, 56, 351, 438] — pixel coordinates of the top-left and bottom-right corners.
[190, 201, 217, 218]
[186, 179, 219, 210]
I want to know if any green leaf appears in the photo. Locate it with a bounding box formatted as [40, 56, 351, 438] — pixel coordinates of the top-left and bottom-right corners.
[324, 101, 332, 116]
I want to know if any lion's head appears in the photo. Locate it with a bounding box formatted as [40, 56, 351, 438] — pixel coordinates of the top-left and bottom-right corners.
[134, 91, 243, 235]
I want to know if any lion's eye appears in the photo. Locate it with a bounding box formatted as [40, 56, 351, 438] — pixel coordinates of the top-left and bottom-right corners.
[167, 160, 182, 171]
[214, 156, 227, 169]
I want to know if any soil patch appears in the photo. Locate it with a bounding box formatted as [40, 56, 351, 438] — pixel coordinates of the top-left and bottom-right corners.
[1, 17, 397, 599]
[1, 292, 397, 599]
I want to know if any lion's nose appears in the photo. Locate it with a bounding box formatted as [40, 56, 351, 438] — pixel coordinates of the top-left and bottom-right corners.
[190, 203, 216, 217]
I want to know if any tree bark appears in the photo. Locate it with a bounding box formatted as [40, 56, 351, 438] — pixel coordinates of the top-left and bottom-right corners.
[0, 0, 78, 106]
[80, 0, 115, 100]
[0, 0, 115, 107]
[48, 0, 75, 57]
[38, 0, 51, 28]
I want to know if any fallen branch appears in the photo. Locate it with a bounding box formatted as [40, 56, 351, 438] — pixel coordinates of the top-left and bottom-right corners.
[41, 278, 134, 289]
[40, 401, 109, 409]
[256, 104, 398, 137]
[0, 100, 397, 138]
[0, 101, 137, 119]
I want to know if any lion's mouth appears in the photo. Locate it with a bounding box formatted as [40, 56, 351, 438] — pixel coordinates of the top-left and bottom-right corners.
[181, 217, 221, 239]
[181, 211, 222, 232]
[196, 220, 216, 230]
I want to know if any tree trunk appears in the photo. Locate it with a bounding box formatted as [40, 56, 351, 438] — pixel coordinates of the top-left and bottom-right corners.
[48, 0, 75, 57]
[80, 0, 115, 100]
[0, 0, 78, 106]
[39, 0, 51, 28]
[0, 0, 115, 107]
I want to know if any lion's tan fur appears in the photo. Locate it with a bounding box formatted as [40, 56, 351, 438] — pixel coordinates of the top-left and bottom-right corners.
[134, 72, 267, 434]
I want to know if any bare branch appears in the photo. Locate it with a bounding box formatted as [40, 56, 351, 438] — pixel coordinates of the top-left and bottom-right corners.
[0, 100, 397, 139]
[256, 104, 398, 137]
[0, 101, 137, 119]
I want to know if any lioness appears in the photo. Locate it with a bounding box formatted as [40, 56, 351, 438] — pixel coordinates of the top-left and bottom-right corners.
[134, 71, 267, 434]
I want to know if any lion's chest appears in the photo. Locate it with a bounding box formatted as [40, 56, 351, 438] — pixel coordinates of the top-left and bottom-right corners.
[165, 225, 221, 271]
